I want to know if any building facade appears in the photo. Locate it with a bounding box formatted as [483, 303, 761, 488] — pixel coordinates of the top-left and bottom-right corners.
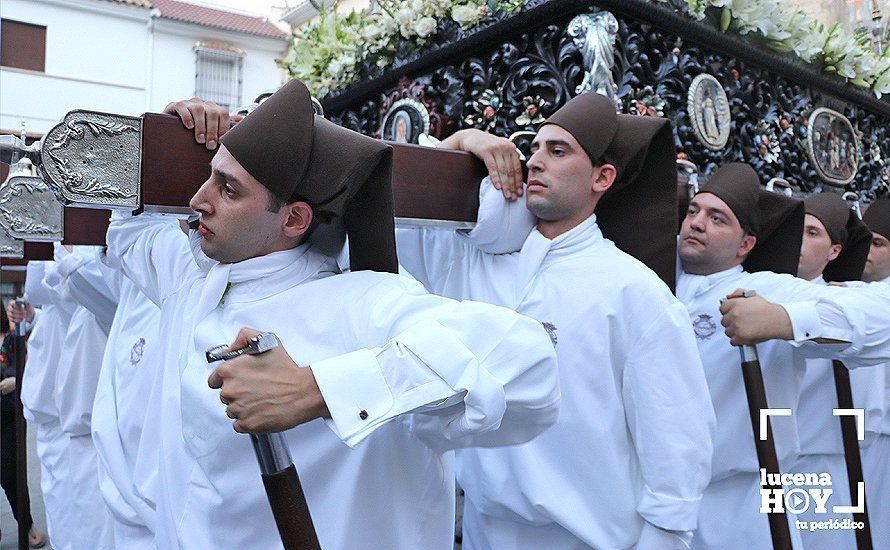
[0, 0, 289, 136]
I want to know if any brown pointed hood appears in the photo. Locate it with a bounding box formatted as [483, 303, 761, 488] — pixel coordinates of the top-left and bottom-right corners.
[863, 198, 890, 241]
[542, 93, 678, 290]
[804, 193, 871, 282]
[220, 79, 397, 273]
[698, 163, 805, 275]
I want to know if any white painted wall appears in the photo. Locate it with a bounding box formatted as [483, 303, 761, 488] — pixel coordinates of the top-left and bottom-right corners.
[148, 18, 287, 112]
[0, 0, 150, 133]
[0, 0, 287, 135]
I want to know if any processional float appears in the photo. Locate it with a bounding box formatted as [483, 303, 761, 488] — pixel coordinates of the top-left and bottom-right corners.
[0, 107, 488, 550]
[0, 94, 682, 547]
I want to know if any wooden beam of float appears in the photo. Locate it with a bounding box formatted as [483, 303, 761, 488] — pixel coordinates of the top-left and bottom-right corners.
[1, 109, 680, 288]
[0, 111, 485, 247]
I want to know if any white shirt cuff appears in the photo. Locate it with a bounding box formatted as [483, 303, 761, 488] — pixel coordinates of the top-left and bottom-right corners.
[781, 301, 823, 342]
[636, 521, 692, 549]
[310, 349, 395, 448]
[311, 338, 471, 448]
[638, 486, 702, 532]
[25, 307, 40, 331]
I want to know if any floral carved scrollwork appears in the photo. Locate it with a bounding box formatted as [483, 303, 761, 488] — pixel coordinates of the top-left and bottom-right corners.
[0, 177, 63, 241]
[50, 118, 138, 150]
[0, 237, 24, 258]
[40, 111, 141, 208]
[45, 118, 139, 200]
[45, 149, 135, 200]
[328, 7, 890, 200]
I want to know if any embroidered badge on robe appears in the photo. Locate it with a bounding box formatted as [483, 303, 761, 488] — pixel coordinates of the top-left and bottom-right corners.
[541, 322, 558, 347]
[692, 314, 717, 340]
[130, 338, 145, 366]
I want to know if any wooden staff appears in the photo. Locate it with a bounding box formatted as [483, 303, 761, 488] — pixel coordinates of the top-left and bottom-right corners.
[13, 301, 32, 550]
[734, 291, 793, 550]
[832, 361, 873, 549]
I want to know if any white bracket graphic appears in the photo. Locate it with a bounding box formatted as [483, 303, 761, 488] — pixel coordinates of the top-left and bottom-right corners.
[834, 482, 866, 514]
[833, 408, 865, 441]
[759, 408, 792, 441]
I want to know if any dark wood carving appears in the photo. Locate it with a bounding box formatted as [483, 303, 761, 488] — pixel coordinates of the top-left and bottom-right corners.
[325, 0, 890, 202]
[378, 77, 455, 139]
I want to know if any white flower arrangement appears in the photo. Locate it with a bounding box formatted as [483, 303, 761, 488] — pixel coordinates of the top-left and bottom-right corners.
[282, 0, 520, 97]
[282, 0, 890, 100]
[658, 0, 890, 98]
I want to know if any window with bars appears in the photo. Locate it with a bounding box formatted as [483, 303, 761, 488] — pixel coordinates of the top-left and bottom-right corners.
[194, 44, 244, 111]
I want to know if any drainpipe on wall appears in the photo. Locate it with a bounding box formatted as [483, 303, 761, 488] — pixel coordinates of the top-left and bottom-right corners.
[145, 8, 161, 111]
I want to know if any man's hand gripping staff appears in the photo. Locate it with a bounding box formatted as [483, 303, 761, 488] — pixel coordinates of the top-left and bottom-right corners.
[206, 330, 322, 550]
[721, 290, 793, 550]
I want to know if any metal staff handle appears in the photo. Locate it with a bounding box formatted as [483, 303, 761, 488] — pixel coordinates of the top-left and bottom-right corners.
[0, 135, 40, 167]
[206, 332, 321, 550]
[833, 192, 874, 549]
[677, 158, 699, 198]
[15, 300, 27, 338]
[843, 191, 863, 220]
[12, 300, 32, 550]
[730, 291, 793, 550]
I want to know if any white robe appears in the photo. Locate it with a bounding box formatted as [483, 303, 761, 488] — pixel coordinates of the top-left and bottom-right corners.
[849, 275, 890, 548]
[396, 187, 716, 548]
[105, 212, 560, 550]
[20, 258, 75, 548]
[90, 259, 162, 549]
[54, 248, 115, 549]
[675, 265, 890, 550]
[791, 277, 884, 550]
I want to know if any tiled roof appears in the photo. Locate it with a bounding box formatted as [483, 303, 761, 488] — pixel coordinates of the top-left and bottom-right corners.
[151, 0, 289, 40]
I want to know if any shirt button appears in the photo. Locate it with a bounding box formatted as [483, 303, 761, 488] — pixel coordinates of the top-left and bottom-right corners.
[359, 410, 368, 420]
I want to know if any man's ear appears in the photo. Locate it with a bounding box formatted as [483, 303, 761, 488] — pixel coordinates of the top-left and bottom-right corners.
[828, 243, 842, 262]
[282, 201, 313, 240]
[738, 233, 757, 259]
[592, 163, 617, 194]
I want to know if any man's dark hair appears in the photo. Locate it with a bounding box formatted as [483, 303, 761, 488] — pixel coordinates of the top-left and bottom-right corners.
[266, 189, 329, 245]
[1, 303, 9, 334]
[266, 189, 287, 213]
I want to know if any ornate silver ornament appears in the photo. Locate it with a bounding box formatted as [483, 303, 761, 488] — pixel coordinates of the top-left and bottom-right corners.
[687, 74, 731, 151]
[806, 107, 860, 187]
[0, 230, 24, 258]
[40, 110, 141, 209]
[568, 11, 620, 108]
[0, 176, 64, 241]
[677, 158, 700, 198]
[765, 177, 793, 196]
[380, 98, 430, 144]
[311, 97, 324, 117]
[236, 88, 319, 118]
